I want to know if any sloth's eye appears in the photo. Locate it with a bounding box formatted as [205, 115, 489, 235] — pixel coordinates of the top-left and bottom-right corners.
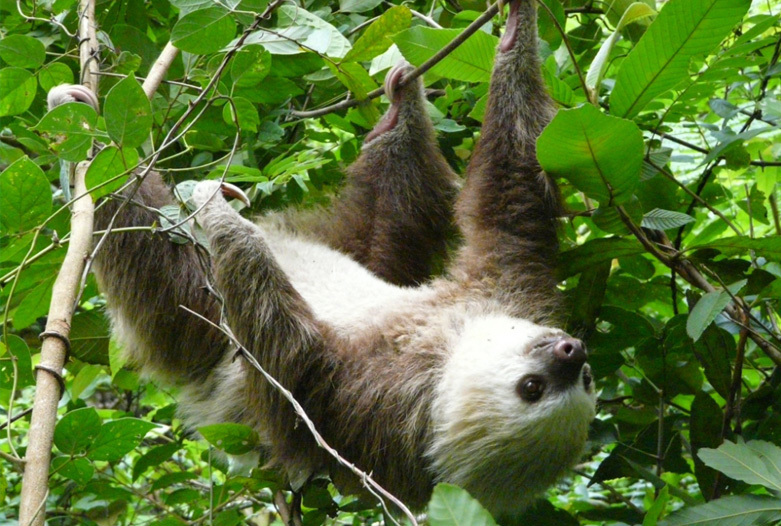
[517, 375, 544, 402]
[582, 368, 593, 390]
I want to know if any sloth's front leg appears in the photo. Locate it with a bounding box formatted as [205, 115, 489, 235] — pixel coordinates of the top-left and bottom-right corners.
[190, 180, 332, 478]
[190, 180, 320, 369]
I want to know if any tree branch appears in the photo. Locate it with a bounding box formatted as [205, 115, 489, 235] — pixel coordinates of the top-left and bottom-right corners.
[290, 2, 501, 118]
[18, 148, 95, 526]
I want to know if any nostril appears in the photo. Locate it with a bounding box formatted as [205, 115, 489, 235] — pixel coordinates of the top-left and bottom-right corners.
[548, 337, 588, 386]
[553, 337, 586, 366]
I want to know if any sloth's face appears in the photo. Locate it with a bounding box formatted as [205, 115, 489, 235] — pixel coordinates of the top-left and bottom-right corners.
[427, 315, 596, 514]
[439, 315, 595, 413]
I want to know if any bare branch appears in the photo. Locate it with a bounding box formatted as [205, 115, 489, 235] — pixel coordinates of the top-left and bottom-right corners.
[142, 42, 181, 100]
[19, 152, 95, 526]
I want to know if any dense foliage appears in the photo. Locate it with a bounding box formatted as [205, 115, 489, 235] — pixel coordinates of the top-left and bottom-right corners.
[0, 0, 780, 524]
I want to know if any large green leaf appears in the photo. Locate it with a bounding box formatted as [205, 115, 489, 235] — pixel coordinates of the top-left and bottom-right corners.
[85, 146, 139, 200]
[698, 440, 781, 492]
[87, 418, 158, 462]
[35, 101, 99, 162]
[0, 35, 46, 68]
[611, 0, 751, 118]
[686, 280, 745, 341]
[243, 6, 351, 58]
[343, 6, 411, 63]
[659, 495, 781, 526]
[0, 157, 52, 233]
[37, 62, 74, 91]
[0, 67, 37, 116]
[427, 484, 497, 526]
[171, 6, 236, 54]
[586, 2, 657, 92]
[393, 27, 497, 82]
[538, 104, 643, 205]
[103, 75, 152, 149]
[54, 407, 102, 455]
[198, 423, 260, 455]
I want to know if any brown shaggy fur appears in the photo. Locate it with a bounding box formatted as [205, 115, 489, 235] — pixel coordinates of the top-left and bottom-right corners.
[302, 65, 457, 286]
[90, 0, 582, 513]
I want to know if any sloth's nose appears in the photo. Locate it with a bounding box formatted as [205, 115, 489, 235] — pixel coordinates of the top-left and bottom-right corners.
[551, 337, 587, 383]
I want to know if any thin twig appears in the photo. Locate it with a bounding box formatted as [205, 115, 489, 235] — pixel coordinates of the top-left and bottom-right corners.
[536, 0, 589, 99]
[411, 9, 443, 28]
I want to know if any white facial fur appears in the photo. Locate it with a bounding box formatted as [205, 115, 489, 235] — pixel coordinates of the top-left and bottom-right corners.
[428, 314, 596, 514]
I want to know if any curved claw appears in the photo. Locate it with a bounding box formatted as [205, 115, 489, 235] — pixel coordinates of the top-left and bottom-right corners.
[47, 84, 100, 112]
[384, 60, 413, 103]
[219, 182, 251, 207]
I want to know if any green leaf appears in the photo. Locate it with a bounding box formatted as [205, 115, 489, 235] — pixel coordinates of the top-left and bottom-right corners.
[171, 7, 236, 54]
[85, 146, 139, 199]
[244, 6, 351, 58]
[343, 6, 411, 63]
[54, 407, 102, 455]
[611, 0, 752, 118]
[70, 310, 111, 365]
[689, 236, 781, 261]
[538, 104, 643, 204]
[641, 208, 695, 230]
[559, 237, 645, 279]
[586, 2, 657, 92]
[35, 102, 99, 162]
[0, 67, 37, 116]
[133, 443, 181, 481]
[198, 423, 260, 455]
[71, 364, 103, 400]
[659, 495, 781, 526]
[339, 0, 383, 13]
[104, 75, 152, 149]
[0, 336, 34, 389]
[38, 62, 74, 92]
[698, 440, 781, 492]
[13, 274, 55, 329]
[87, 418, 158, 461]
[230, 45, 272, 87]
[686, 280, 746, 341]
[52, 456, 94, 485]
[393, 27, 497, 82]
[0, 35, 46, 68]
[0, 157, 52, 232]
[169, 0, 216, 15]
[427, 483, 497, 526]
[222, 96, 260, 132]
[643, 485, 669, 526]
[328, 62, 380, 101]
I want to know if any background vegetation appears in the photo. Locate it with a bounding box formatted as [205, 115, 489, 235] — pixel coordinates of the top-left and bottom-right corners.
[0, 0, 780, 524]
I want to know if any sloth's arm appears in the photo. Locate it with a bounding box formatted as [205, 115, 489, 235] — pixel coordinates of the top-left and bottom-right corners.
[93, 174, 229, 382]
[306, 62, 457, 286]
[454, 0, 561, 321]
[190, 182, 332, 472]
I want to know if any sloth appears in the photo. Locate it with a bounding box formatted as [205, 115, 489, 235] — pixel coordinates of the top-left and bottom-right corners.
[48, 0, 595, 516]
